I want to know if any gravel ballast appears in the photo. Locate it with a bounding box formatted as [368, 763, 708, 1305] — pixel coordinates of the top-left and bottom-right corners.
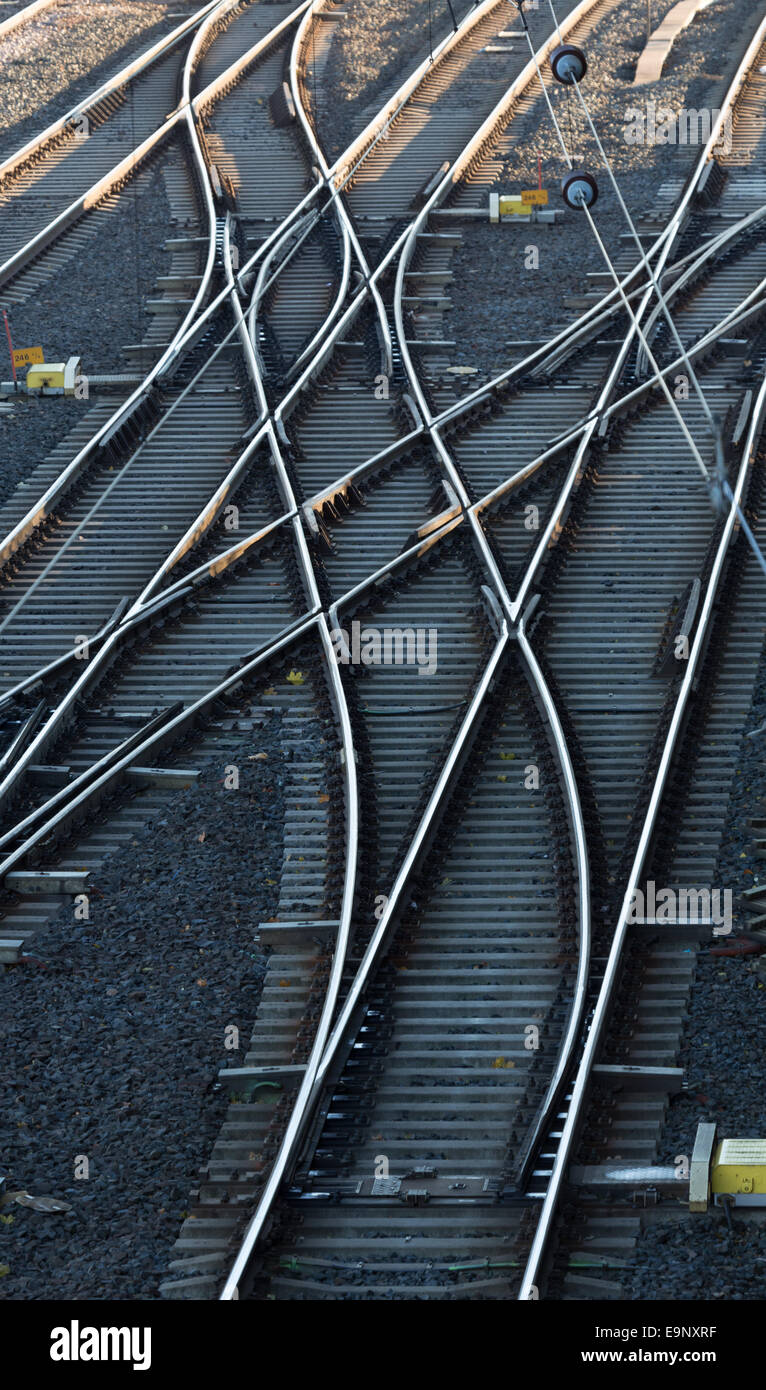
[625, 639, 766, 1300]
[0, 711, 286, 1300]
[2, 0, 766, 1309]
[0, 162, 173, 511]
[443, 0, 765, 378]
[0, 0, 198, 162]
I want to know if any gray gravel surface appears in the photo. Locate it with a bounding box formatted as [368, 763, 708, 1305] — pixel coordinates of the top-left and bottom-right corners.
[317, 0, 480, 158]
[0, 395, 90, 509]
[0, 0, 196, 162]
[0, 163, 172, 511]
[0, 711, 285, 1300]
[625, 1216, 766, 1299]
[653, 644, 766, 1156]
[654, 655, 766, 1146]
[444, 0, 764, 377]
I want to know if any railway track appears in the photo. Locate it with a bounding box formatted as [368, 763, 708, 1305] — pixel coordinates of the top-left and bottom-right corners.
[0, 0, 564, 830]
[3, 0, 766, 1304]
[0, 3, 223, 293]
[217, 0, 766, 1300]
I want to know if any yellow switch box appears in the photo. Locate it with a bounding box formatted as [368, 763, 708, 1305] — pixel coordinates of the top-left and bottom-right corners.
[27, 356, 81, 394]
[498, 196, 526, 215]
[711, 1139, 766, 1204]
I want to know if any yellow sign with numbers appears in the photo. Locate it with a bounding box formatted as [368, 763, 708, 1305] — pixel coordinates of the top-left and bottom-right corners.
[520, 189, 548, 205]
[12, 345, 44, 368]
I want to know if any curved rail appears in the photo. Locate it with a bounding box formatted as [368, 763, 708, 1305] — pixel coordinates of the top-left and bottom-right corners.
[0, 0, 237, 807]
[0, 2, 219, 189]
[430, 8, 766, 430]
[512, 8, 766, 1300]
[0, 1, 307, 576]
[4, 0, 765, 1305]
[518, 361, 766, 1300]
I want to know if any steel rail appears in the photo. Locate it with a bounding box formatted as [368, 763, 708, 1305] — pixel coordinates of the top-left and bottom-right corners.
[4, 0, 761, 1251]
[7, 197, 763, 735]
[0, 0, 56, 41]
[12, 0, 758, 1304]
[166, 0, 500, 423]
[202, 0, 492, 338]
[0, 0, 602, 799]
[511, 9, 766, 1300]
[221, 212, 271, 416]
[272, 0, 619, 434]
[3, 0, 760, 1308]
[205, 80, 364, 1293]
[247, 210, 353, 387]
[0, 0, 497, 717]
[393, 0, 630, 426]
[0, 0, 310, 580]
[411, 197, 766, 453]
[220, 613, 511, 1299]
[8, 0, 749, 1307]
[2, 0, 744, 633]
[0, 494, 472, 867]
[92, 0, 524, 606]
[0, 257, 366, 1273]
[0, 0, 238, 642]
[0, 304, 327, 832]
[298, 230, 763, 519]
[467, 286, 766, 519]
[286, 0, 391, 375]
[382, 2, 597, 1202]
[504, 13, 766, 625]
[636, 206, 766, 377]
[239, 0, 370, 384]
[0, 1, 220, 189]
[9, 220, 759, 818]
[150, 163, 361, 1307]
[341, 0, 766, 1292]
[0, 0, 492, 581]
[428, 11, 766, 430]
[517, 343, 766, 1303]
[185, 244, 762, 611]
[0, 0, 239, 804]
[0, 1, 228, 293]
[0, 612, 322, 880]
[218, 0, 609, 1298]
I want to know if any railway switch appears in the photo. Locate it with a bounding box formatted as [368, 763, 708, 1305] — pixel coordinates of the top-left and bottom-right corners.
[711, 1139, 766, 1206]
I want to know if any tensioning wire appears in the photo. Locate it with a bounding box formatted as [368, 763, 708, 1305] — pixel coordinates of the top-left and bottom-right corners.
[538, 0, 766, 576]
